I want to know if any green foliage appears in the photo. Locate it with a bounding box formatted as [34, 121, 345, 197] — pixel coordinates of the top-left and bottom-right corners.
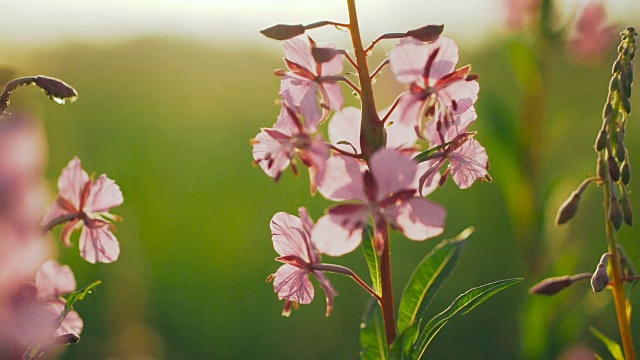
[360, 299, 388, 360]
[362, 225, 382, 294]
[590, 326, 625, 360]
[396, 227, 474, 334]
[410, 278, 523, 360]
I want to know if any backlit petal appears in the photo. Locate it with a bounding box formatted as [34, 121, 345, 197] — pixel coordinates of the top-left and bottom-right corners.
[57, 157, 89, 208]
[79, 225, 120, 264]
[370, 148, 417, 198]
[387, 197, 446, 240]
[273, 264, 314, 305]
[35, 260, 76, 298]
[271, 212, 312, 262]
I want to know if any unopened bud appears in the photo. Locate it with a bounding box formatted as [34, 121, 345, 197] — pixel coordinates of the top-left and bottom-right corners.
[529, 276, 572, 295]
[591, 253, 610, 292]
[595, 130, 608, 151]
[609, 196, 624, 230]
[603, 103, 613, 119]
[613, 59, 621, 74]
[610, 76, 620, 92]
[260, 24, 305, 41]
[598, 156, 608, 180]
[616, 134, 626, 163]
[556, 192, 581, 225]
[621, 95, 631, 114]
[33, 76, 78, 104]
[311, 47, 340, 63]
[621, 196, 634, 226]
[621, 160, 631, 185]
[406, 24, 444, 42]
[608, 155, 620, 181]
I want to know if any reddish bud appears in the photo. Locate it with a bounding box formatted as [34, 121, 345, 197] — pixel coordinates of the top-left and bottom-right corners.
[556, 192, 581, 225]
[621, 160, 631, 185]
[595, 130, 607, 151]
[33, 76, 78, 104]
[621, 196, 633, 226]
[529, 276, 573, 295]
[406, 24, 444, 42]
[311, 47, 340, 63]
[609, 196, 624, 230]
[260, 24, 305, 41]
[608, 155, 620, 181]
[591, 253, 610, 292]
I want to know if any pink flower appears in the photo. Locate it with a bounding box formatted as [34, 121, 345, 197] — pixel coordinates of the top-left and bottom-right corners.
[252, 92, 330, 192]
[328, 106, 418, 154]
[312, 148, 446, 256]
[35, 260, 83, 337]
[419, 109, 489, 190]
[268, 208, 337, 317]
[503, 0, 541, 30]
[43, 157, 123, 264]
[570, 2, 616, 61]
[280, 35, 344, 111]
[389, 36, 479, 128]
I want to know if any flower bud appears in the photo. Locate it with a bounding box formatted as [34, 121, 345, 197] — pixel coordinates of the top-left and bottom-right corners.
[33, 76, 78, 104]
[608, 155, 620, 181]
[591, 266, 610, 292]
[610, 76, 620, 92]
[609, 196, 624, 230]
[603, 103, 613, 119]
[621, 195, 633, 226]
[616, 134, 626, 163]
[595, 130, 607, 151]
[597, 156, 608, 180]
[621, 160, 631, 185]
[529, 276, 572, 296]
[621, 95, 631, 114]
[260, 24, 305, 41]
[406, 24, 445, 42]
[556, 192, 581, 225]
[311, 47, 340, 63]
[612, 59, 621, 74]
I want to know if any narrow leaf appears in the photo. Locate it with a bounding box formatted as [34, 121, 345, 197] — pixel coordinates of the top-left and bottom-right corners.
[589, 326, 624, 360]
[397, 227, 473, 334]
[360, 299, 388, 360]
[362, 225, 381, 293]
[411, 278, 523, 360]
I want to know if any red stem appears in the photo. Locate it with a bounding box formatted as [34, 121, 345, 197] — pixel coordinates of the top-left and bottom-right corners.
[376, 218, 396, 345]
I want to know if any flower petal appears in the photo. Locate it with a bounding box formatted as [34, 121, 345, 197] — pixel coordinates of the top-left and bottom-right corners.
[427, 37, 460, 80]
[83, 174, 123, 213]
[311, 208, 367, 256]
[35, 260, 76, 298]
[57, 157, 89, 208]
[273, 264, 314, 305]
[283, 36, 317, 76]
[303, 138, 330, 194]
[370, 148, 417, 198]
[395, 92, 425, 128]
[390, 37, 429, 84]
[313, 270, 338, 316]
[318, 155, 366, 202]
[449, 138, 489, 189]
[322, 82, 344, 111]
[328, 107, 362, 154]
[271, 212, 312, 262]
[387, 197, 446, 240]
[252, 129, 293, 180]
[79, 224, 120, 263]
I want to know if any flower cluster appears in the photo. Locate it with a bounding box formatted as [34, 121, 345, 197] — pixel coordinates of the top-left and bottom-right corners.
[254, 25, 488, 315]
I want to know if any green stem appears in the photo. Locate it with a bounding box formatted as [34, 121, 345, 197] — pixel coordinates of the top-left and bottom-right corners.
[603, 181, 637, 360]
[346, 0, 384, 160]
[375, 219, 396, 345]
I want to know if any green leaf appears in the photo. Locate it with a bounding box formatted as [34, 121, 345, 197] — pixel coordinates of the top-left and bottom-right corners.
[59, 280, 102, 326]
[396, 227, 473, 334]
[413, 143, 449, 163]
[589, 326, 624, 360]
[360, 299, 388, 360]
[411, 278, 523, 360]
[362, 225, 381, 294]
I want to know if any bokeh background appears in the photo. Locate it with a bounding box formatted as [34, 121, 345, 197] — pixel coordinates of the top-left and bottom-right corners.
[2, 0, 640, 358]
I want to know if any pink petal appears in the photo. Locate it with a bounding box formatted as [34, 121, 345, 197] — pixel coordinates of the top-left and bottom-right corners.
[280, 75, 313, 109]
[44, 301, 83, 337]
[450, 138, 489, 189]
[79, 224, 120, 264]
[273, 264, 314, 304]
[577, 2, 607, 33]
[384, 107, 418, 149]
[415, 159, 443, 196]
[437, 79, 479, 114]
[252, 129, 293, 179]
[313, 270, 338, 316]
[311, 208, 367, 256]
[61, 219, 82, 247]
[321, 48, 344, 76]
[297, 207, 315, 240]
[35, 260, 76, 298]
[271, 212, 312, 262]
[322, 82, 344, 111]
[84, 175, 123, 213]
[303, 138, 330, 194]
[283, 36, 317, 76]
[273, 101, 299, 136]
[318, 155, 366, 202]
[42, 200, 72, 228]
[427, 37, 460, 80]
[389, 37, 429, 84]
[395, 92, 425, 127]
[328, 107, 362, 154]
[299, 87, 321, 133]
[370, 148, 417, 199]
[387, 197, 446, 240]
[57, 157, 89, 209]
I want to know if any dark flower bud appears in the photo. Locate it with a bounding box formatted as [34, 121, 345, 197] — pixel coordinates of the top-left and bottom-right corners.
[621, 95, 631, 114]
[311, 47, 340, 63]
[621, 160, 631, 185]
[595, 130, 607, 151]
[616, 132, 626, 163]
[598, 156, 608, 180]
[608, 155, 620, 181]
[613, 59, 621, 74]
[610, 76, 620, 92]
[406, 24, 444, 42]
[609, 196, 624, 230]
[621, 196, 633, 226]
[556, 192, 581, 225]
[591, 253, 610, 292]
[603, 103, 613, 119]
[260, 24, 305, 41]
[33, 76, 78, 104]
[529, 276, 572, 295]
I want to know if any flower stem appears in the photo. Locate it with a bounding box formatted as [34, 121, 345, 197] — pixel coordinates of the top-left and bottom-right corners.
[603, 181, 636, 360]
[311, 263, 381, 302]
[41, 212, 82, 233]
[376, 219, 396, 345]
[346, 0, 385, 160]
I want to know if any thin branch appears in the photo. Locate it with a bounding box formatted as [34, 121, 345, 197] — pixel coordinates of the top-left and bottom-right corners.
[365, 33, 406, 54]
[42, 212, 82, 233]
[304, 20, 350, 31]
[311, 263, 381, 302]
[370, 59, 389, 80]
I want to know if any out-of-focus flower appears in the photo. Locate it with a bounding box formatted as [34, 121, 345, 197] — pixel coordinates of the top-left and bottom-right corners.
[389, 36, 479, 129]
[43, 157, 123, 264]
[280, 35, 344, 111]
[503, 0, 542, 30]
[268, 208, 337, 316]
[35, 260, 83, 337]
[252, 91, 329, 192]
[312, 148, 446, 256]
[569, 2, 617, 61]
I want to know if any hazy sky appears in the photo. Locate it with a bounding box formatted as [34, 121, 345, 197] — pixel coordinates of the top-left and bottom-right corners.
[2, 0, 639, 47]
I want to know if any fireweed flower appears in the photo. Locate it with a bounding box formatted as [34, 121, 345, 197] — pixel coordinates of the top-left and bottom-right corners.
[502, 0, 541, 30]
[35, 260, 83, 337]
[312, 148, 446, 256]
[42, 157, 123, 264]
[280, 35, 344, 111]
[268, 208, 337, 317]
[252, 91, 329, 192]
[389, 36, 479, 129]
[419, 108, 489, 190]
[570, 2, 616, 61]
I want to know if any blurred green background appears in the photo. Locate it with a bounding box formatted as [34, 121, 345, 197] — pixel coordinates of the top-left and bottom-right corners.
[3, 2, 640, 359]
